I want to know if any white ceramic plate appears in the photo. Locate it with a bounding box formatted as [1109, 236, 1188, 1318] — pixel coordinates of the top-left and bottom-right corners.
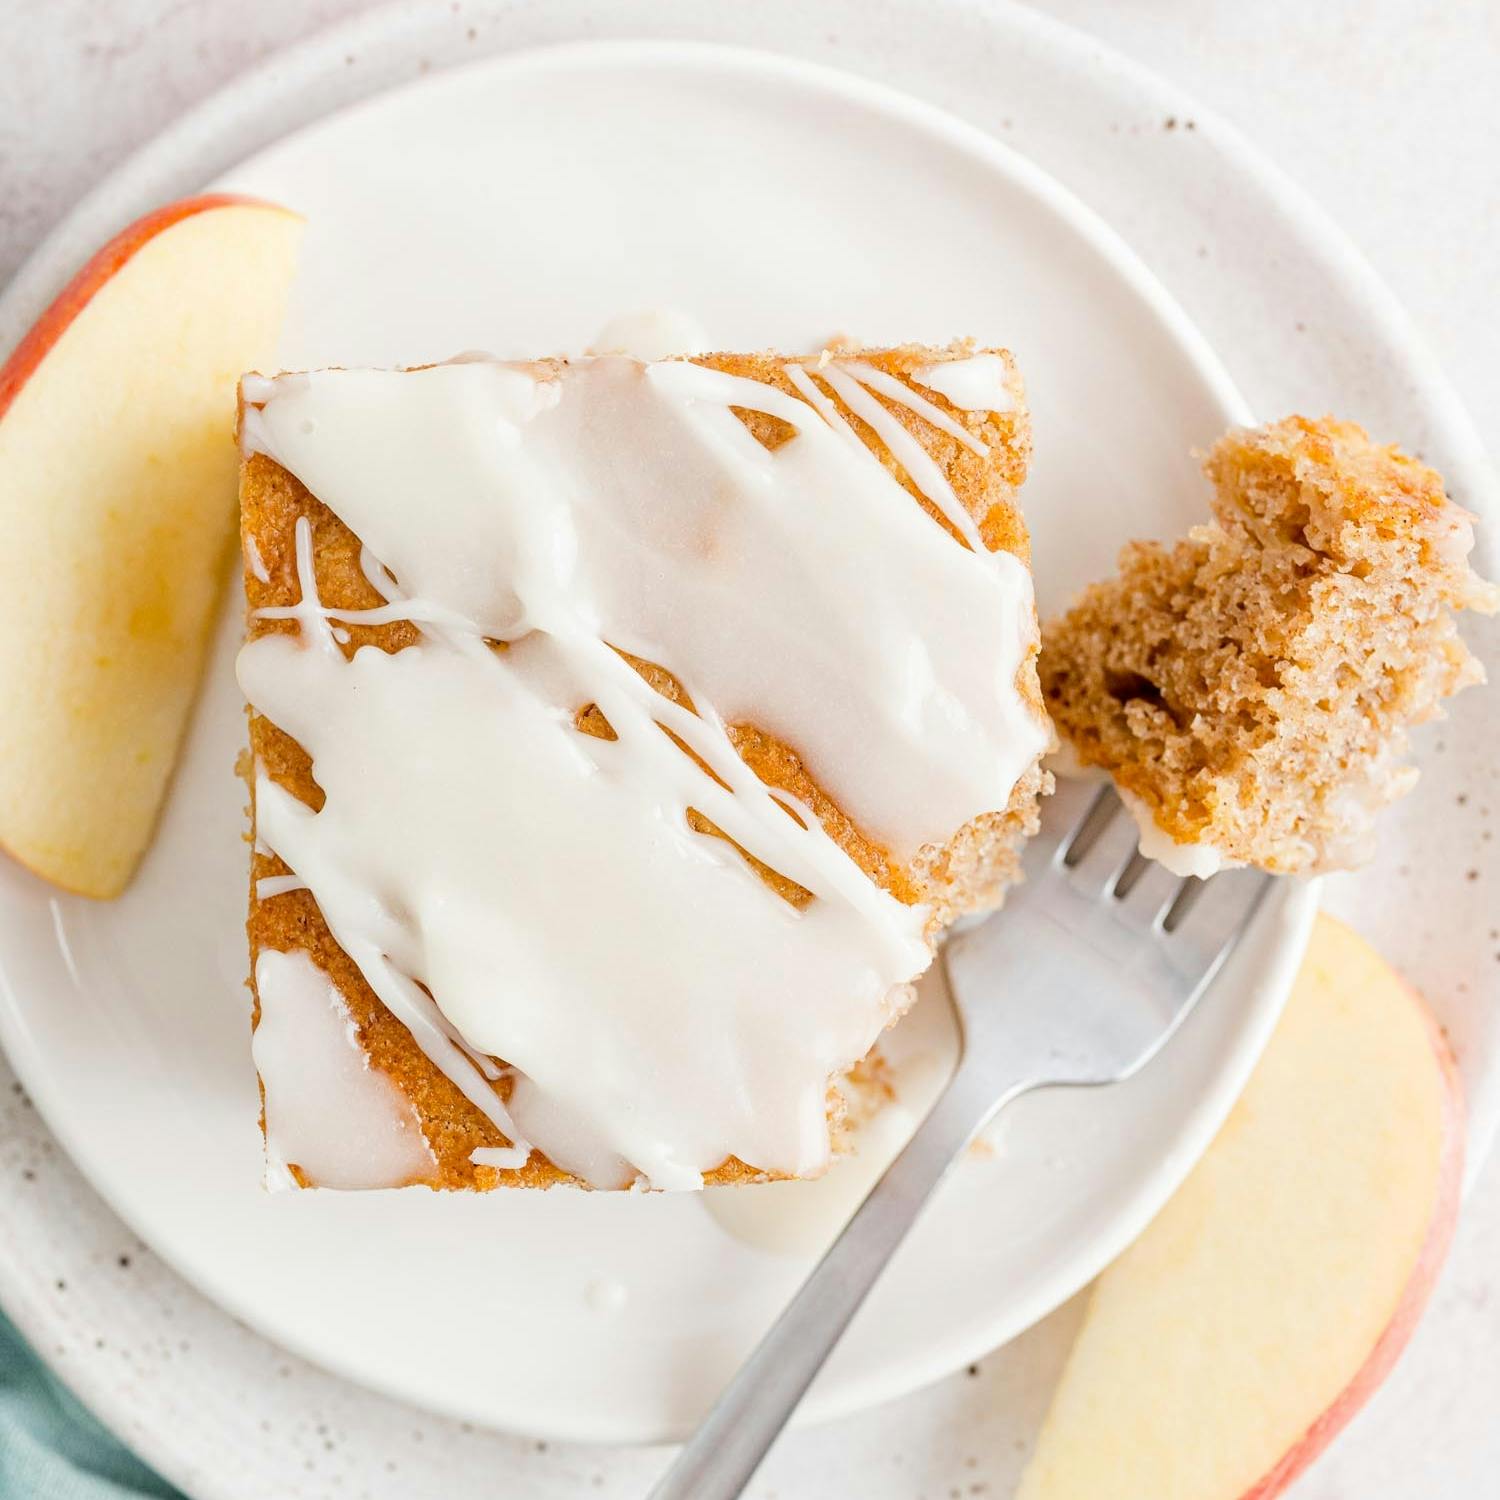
[0, 3, 1492, 1490]
[0, 38, 1315, 1444]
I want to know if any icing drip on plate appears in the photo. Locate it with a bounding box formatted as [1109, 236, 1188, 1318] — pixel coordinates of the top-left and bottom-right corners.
[586, 307, 708, 361]
[240, 353, 1045, 1189]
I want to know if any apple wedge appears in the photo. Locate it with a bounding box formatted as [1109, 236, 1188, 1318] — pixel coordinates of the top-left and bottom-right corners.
[0, 195, 302, 898]
[1017, 913, 1463, 1500]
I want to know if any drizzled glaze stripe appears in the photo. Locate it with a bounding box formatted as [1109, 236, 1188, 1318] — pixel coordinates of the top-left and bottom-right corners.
[810, 363, 986, 551]
[834, 359, 989, 458]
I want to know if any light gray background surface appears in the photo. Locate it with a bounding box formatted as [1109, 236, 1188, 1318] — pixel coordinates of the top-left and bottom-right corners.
[3, 2, 1497, 1495]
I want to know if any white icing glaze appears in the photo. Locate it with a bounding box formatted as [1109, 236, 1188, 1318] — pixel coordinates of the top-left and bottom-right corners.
[1117, 787, 1236, 879]
[587, 308, 708, 361]
[244, 535, 271, 584]
[239, 355, 1046, 1189]
[911, 353, 1016, 414]
[252, 949, 437, 1191]
[239, 372, 276, 411]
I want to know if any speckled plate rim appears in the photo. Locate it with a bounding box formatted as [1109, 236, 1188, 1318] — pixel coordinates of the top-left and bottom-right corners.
[0, 1, 1491, 1493]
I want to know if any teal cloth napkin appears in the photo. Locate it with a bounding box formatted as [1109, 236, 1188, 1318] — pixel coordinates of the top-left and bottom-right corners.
[0, 1313, 180, 1499]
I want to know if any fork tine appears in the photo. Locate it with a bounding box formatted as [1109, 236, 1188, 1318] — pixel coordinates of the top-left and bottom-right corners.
[1122, 858, 1185, 925]
[1169, 866, 1274, 965]
[1063, 789, 1140, 896]
[1058, 783, 1120, 864]
[1109, 848, 1152, 898]
[1161, 876, 1205, 932]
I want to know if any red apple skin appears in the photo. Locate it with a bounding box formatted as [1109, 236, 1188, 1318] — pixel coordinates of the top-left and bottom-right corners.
[1242, 957, 1464, 1500]
[0, 193, 286, 421]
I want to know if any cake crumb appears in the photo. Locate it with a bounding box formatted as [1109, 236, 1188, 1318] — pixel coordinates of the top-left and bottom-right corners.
[1041, 416, 1498, 874]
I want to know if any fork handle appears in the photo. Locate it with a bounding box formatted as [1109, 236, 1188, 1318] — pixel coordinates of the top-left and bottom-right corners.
[648, 1062, 1023, 1500]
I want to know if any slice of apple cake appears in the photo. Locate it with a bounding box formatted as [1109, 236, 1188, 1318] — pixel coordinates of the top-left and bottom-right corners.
[238, 344, 1051, 1191]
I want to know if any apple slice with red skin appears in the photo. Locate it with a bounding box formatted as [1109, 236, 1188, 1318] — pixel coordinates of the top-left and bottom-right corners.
[1017, 913, 1463, 1500]
[0, 195, 302, 898]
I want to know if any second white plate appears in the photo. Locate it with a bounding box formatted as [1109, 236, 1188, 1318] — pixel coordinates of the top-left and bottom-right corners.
[0, 40, 1315, 1443]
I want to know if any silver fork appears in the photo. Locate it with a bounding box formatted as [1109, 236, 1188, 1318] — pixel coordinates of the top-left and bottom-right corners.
[649, 778, 1274, 1500]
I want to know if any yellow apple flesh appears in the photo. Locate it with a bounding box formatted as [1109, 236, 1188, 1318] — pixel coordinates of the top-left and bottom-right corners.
[0, 196, 302, 897]
[1017, 913, 1463, 1500]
